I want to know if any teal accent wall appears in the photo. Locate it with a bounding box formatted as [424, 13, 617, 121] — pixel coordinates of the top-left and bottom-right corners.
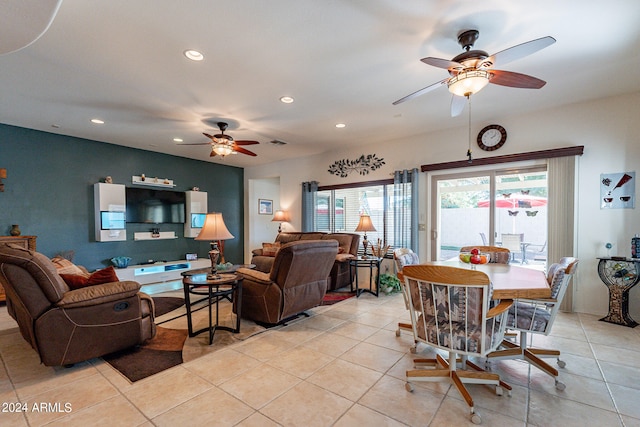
[0, 124, 244, 270]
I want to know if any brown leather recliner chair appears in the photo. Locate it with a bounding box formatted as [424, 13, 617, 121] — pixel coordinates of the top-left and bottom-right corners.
[0, 243, 156, 366]
[236, 240, 338, 325]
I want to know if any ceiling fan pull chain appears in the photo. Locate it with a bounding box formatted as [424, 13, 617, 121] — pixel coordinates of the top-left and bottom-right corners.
[466, 95, 473, 163]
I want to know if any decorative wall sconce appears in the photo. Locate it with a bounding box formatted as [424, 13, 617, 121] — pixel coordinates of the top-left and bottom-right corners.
[0, 168, 6, 192]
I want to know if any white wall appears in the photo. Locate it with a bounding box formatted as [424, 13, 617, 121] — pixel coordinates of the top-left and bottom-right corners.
[245, 177, 281, 262]
[245, 91, 640, 318]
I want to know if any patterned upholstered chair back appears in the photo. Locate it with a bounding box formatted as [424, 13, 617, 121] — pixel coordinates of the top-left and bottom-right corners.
[506, 257, 579, 335]
[393, 247, 420, 272]
[459, 246, 511, 265]
[402, 264, 510, 357]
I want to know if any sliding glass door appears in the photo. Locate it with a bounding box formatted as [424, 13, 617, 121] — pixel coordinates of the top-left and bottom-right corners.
[431, 166, 547, 267]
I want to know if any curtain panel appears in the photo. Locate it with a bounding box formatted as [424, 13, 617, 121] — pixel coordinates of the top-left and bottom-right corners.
[301, 181, 318, 232]
[393, 168, 419, 252]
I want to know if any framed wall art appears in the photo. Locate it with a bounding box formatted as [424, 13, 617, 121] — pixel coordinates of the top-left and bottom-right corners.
[259, 199, 273, 215]
[600, 171, 635, 209]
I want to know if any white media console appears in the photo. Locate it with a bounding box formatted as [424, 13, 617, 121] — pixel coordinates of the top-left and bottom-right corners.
[115, 258, 211, 294]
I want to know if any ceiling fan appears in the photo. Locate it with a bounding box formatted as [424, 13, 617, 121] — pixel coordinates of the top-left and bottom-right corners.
[393, 30, 556, 116]
[179, 122, 259, 157]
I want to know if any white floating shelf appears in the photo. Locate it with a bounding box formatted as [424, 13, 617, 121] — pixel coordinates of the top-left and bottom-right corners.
[134, 231, 177, 241]
[132, 175, 175, 188]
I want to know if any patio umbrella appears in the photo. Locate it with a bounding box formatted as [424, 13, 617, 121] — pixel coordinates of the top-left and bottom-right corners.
[477, 194, 547, 208]
[477, 194, 547, 233]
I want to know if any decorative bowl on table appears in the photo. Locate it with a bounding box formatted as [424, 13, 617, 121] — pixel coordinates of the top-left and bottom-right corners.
[459, 249, 490, 269]
[111, 256, 132, 268]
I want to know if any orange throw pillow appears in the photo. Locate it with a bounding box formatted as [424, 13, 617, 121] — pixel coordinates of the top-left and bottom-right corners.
[262, 242, 281, 257]
[61, 266, 120, 290]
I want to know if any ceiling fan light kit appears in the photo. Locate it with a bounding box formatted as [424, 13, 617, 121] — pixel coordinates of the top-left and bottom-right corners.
[447, 69, 491, 97]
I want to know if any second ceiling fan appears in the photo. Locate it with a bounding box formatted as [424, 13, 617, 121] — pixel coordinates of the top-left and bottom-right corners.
[393, 30, 556, 116]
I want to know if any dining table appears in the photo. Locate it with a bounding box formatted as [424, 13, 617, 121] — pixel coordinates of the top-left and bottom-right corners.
[430, 260, 550, 299]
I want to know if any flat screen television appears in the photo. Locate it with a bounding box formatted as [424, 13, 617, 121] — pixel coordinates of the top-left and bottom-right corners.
[191, 213, 206, 228]
[125, 187, 186, 224]
[101, 211, 126, 230]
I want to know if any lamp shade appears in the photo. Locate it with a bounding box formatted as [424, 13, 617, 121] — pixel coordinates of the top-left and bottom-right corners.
[195, 212, 234, 241]
[355, 214, 376, 232]
[272, 210, 291, 222]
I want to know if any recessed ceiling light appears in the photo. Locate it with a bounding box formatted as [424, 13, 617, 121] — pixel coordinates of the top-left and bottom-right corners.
[173, 138, 183, 143]
[280, 96, 294, 104]
[335, 123, 346, 128]
[91, 119, 104, 124]
[184, 49, 204, 61]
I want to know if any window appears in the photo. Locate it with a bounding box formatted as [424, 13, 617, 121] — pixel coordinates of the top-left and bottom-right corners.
[315, 180, 411, 251]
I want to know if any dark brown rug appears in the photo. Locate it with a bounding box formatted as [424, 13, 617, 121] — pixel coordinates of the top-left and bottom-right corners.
[102, 297, 188, 382]
[102, 326, 188, 382]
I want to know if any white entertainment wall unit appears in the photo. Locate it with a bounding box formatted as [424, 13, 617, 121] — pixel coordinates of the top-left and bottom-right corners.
[94, 180, 211, 293]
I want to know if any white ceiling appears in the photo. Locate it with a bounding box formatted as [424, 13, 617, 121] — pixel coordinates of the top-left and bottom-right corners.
[1, 0, 639, 168]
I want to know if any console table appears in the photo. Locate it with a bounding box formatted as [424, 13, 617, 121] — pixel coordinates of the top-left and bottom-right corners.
[597, 257, 639, 327]
[0, 235, 37, 302]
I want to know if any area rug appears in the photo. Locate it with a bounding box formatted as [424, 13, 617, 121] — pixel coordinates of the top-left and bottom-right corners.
[103, 294, 268, 382]
[322, 290, 356, 305]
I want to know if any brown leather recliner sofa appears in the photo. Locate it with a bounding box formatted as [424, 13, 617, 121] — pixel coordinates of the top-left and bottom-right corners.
[237, 240, 338, 325]
[0, 243, 156, 366]
[251, 232, 360, 291]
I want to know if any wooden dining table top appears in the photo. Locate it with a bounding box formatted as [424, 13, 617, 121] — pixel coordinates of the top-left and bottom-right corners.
[429, 260, 551, 300]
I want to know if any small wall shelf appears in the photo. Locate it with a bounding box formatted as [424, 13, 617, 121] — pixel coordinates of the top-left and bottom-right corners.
[133, 231, 177, 241]
[132, 175, 175, 188]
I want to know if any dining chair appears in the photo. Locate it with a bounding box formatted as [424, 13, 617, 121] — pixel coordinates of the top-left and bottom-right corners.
[479, 232, 488, 245]
[500, 233, 524, 262]
[485, 257, 579, 390]
[393, 248, 421, 352]
[459, 245, 511, 264]
[401, 264, 513, 424]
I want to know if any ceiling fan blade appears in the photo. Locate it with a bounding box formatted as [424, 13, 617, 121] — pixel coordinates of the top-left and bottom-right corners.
[203, 132, 215, 139]
[234, 140, 260, 146]
[489, 70, 546, 89]
[392, 78, 448, 105]
[421, 57, 463, 71]
[177, 142, 211, 146]
[450, 95, 466, 117]
[233, 146, 257, 156]
[487, 36, 556, 67]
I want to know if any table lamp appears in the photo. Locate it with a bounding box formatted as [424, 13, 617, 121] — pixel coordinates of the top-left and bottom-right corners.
[272, 210, 291, 233]
[355, 214, 376, 258]
[195, 212, 234, 279]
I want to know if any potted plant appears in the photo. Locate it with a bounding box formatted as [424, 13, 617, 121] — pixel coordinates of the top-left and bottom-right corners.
[379, 273, 401, 295]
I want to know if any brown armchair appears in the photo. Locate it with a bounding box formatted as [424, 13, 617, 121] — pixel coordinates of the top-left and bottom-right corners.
[0, 243, 156, 366]
[237, 240, 338, 325]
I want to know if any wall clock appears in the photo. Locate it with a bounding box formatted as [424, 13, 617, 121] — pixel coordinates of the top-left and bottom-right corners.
[477, 124, 507, 151]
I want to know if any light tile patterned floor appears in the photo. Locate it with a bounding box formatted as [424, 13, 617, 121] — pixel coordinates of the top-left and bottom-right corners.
[1, 292, 639, 426]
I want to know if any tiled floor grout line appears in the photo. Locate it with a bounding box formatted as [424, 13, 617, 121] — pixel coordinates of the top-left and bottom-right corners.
[578, 313, 627, 426]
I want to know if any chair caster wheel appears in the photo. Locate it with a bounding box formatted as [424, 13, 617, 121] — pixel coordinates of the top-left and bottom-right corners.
[495, 386, 503, 396]
[555, 380, 566, 391]
[396, 329, 401, 337]
[557, 359, 566, 368]
[471, 413, 482, 424]
[409, 345, 417, 354]
[405, 382, 414, 392]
